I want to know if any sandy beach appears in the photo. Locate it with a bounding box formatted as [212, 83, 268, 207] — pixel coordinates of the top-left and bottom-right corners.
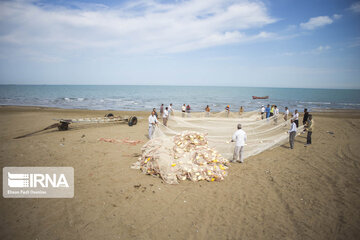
[1, 105, 360, 240]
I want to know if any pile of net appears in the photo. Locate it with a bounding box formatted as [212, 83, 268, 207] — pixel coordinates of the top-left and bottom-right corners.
[132, 131, 229, 184]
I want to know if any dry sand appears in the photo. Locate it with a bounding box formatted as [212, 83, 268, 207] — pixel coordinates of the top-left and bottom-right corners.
[0, 106, 360, 240]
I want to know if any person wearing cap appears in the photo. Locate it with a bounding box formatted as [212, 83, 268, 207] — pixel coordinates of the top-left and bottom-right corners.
[148, 111, 158, 139]
[231, 124, 247, 163]
[225, 105, 230, 117]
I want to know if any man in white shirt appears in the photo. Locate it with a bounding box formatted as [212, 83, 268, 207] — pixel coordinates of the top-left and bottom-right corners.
[168, 104, 173, 117]
[148, 111, 158, 140]
[288, 119, 297, 149]
[284, 107, 289, 121]
[261, 105, 265, 119]
[181, 104, 186, 118]
[292, 109, 299, 127]
[274, 105, 279, 123]
[163, 107, 169, 126]
[231, 124, 247, 163]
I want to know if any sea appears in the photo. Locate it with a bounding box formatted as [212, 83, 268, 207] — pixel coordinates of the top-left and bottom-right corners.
[0, 85, 359, 112]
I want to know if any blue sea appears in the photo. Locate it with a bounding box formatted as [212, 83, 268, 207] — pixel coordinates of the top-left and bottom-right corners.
[0, 85, 359, 112]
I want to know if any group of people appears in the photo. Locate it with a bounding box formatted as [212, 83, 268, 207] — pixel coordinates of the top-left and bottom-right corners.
[288, 108, 313, 149]
[148, 104, 314, 162]
[148, 103, 173, 139]
[260, 104, 314, 149]
[260, 104, 280, 120]
[261, 105, 313, 150]
[153, 104, 245, 121]
[231, 107, 314, 164]
[182, 104, 192, 117]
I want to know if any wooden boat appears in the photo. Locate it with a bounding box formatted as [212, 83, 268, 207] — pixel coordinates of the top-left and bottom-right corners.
[252, 96, 269, 99]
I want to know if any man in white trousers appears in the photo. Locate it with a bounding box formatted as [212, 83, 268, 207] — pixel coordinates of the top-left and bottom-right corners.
[148, 111, 158, 139]
[231, 124, 247, 163]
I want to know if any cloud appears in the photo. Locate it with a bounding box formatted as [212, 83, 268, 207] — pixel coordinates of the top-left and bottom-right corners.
[282, 45, 331, 56]
[349, 2, 360, 13]
[0, 0, 277, 56]
[332, 14, 342, 20]
[316, 45, 331, 52]
[300, 14, 341, 30]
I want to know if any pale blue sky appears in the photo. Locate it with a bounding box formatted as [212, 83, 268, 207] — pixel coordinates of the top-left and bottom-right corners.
[0, 0, 359, 88]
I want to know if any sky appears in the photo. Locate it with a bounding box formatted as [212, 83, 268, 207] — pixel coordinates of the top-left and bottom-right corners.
[0, 0, 359, 89]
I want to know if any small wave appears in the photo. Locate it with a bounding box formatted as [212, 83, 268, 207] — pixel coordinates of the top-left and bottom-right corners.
[60, 97, 87, 102]
[338, 103, 360, 106]
[299, 101, 331, 105]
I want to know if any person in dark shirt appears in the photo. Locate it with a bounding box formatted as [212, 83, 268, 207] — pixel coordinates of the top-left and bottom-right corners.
[152, 108, 158, 119]
[302, 108, 309, 125]
[160, 104, 164, 115]
[304, 115, 314, 146]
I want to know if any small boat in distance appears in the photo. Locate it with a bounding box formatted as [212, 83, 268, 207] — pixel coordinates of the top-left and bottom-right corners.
[252, 96, 269, 99]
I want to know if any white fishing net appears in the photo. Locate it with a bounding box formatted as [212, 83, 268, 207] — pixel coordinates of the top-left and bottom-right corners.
[132, 110, 303, 184]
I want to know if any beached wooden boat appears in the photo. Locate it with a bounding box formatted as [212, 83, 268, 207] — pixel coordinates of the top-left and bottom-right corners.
[252, 96, 269, 99]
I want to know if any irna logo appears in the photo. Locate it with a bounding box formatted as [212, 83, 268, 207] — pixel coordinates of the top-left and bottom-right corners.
[3, 167, 74, 198]
[8, 172, 69, 188]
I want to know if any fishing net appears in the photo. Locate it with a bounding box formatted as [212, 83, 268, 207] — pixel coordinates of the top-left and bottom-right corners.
[132, 110, 303, 184]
